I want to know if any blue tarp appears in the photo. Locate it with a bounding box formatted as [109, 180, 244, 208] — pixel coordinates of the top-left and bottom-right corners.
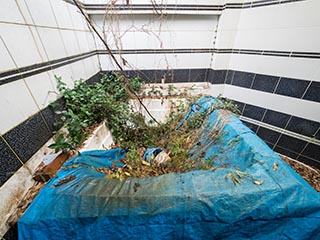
[19, 96, 320, 239]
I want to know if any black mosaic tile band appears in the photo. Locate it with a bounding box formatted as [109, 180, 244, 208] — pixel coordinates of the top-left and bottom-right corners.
[207, 69, 320, 103]
[118, 68, 209, 83]
[82, 0, 306, 12]
[232, 100, 320, 168]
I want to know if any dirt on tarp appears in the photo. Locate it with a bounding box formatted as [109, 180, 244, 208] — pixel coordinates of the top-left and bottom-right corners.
[7, 154, 319, 230]
[282, 155, 320, 193]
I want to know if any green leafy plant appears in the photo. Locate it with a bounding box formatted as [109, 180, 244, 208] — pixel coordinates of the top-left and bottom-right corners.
[49, 73, 142, 152]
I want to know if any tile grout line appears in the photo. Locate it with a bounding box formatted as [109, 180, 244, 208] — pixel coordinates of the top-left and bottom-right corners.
[300, 80, 312, 100]
[65, 0, 89, 78]
[49, 0, 76, 80]
[18, 0, 56, 91]
[297, 127, 320, 159]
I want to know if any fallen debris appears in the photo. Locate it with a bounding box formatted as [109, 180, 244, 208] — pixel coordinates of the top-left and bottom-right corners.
[282, 155, 320, 192]
[33, 152, 72, 182]
[53, 175, 76, 187]
[7, 182, 45, 227]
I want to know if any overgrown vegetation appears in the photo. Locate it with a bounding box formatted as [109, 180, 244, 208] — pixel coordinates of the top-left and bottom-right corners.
[50, 73, 240, 180]
[49, 73, 142, 152]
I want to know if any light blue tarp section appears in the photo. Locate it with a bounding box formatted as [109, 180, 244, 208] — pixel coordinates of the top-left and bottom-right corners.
[19, 96, 320, 240]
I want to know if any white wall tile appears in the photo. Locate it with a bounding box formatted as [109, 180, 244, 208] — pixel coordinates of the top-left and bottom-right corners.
[50, 0, 74, 29]
[217, 9, 242, 31]
[0, 39, 16, 74]
[51, 65, 75, 89]
[14, 0, 33, 24]
[99, 55, 120, 71]
[60, 29, 80, 56]
[175, 53, 212, 68]
[67, 3, 87, 30]
[125, 53, 212, 70]
[36, 28, 67, 60]
[69, 61, 88, 81]
[228, 54, 320, 82]
[28, 26, 49, 62]
[75, 31, 91, 53]
[0, 1, 25, 23]
[24, 0, 57, 27]
[24, 72, 57, 109]
[92, 54, 101, 71]
[0, 23, 43, 67]
[233, 26, 320, 53]
[237, 0, 320, 31]
[215, 30, 238, 49]
[211, 54, 231, 69]
[173, 31, 215, 49]
[0, 81, 39, 134]
[86, 32, 97, 51]
[83, 56, 99, 77]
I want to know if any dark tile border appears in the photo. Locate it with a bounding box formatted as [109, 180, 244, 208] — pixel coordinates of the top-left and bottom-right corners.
[285, 116, 320, 138]
[3, 114, 52, 164]
[0, 138, 22, 186]
[256, 127, 281, 145]
[108, 69, 207, 83]
[251, 74, 279, 93]
[242, 120, 259, 133]
[262, 110, 291, 129]
[210, 69, 319, 103]
[275, 77, 310, 98]
[234, 99, 320, 167]
[303, 81, 320, 102]
[242, 104, 266, 121]
[297, 155, 320, 169]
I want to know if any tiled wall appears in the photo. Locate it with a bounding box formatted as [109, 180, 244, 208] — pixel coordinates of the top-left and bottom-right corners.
[211, 0, 320, 167]
[88, 0, 320, 168]
[92, 14, 217, 77]
[0, 0, 100, 185]
[0, 0, 100, 237]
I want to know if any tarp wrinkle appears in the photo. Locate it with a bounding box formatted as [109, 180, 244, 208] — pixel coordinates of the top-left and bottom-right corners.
[19, 96, 320, 240]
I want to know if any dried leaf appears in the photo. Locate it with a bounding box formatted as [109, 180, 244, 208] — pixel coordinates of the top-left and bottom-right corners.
[273, 163, 278, 171]
[142, 160, 151, 166]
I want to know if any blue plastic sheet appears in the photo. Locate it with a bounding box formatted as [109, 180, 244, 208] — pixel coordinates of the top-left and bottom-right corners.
[19, 97, 320, 239]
